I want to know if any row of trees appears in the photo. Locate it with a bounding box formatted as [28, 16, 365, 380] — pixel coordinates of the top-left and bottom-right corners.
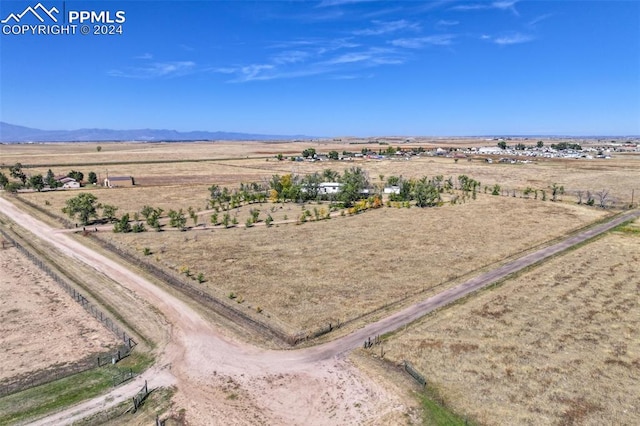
[208, 169, 487, 211]
[275, 146, 429, 162]
[208, 182, 268, 211]
[497, 140, 546, 150]
[384, 174, 481, 204]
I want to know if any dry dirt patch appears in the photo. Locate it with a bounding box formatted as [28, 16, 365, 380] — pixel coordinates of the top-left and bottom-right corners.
[382, 220, 640, 425]
[0, 246, 120, 383]
[102, 196, 607, 334]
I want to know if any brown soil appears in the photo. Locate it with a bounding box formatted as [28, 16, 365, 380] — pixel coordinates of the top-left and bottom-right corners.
[0, 246, 120, 383]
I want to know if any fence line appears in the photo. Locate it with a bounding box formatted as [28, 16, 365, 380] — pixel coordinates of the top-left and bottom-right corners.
[132, 380, 150, 412]
[91, 234, 298, 346]
[403, 360, 426, 387]
[0, 229, 137, 350]
[9, 194, 427, 346]
[12, 195, 75, 228]
[112, 369, 136, 387]
[0, 229, 138, 396]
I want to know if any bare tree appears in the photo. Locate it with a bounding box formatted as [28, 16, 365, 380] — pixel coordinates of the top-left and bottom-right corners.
[596, 189, 610, 209]
[575, 190, 584, 204]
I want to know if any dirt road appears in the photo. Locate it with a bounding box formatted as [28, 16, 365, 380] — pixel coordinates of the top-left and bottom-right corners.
[1, 196, 637, 425]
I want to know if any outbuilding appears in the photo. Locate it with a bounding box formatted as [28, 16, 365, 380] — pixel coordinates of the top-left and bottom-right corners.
[104, 176, 135, 188]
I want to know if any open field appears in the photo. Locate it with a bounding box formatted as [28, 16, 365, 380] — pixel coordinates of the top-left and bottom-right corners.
[0, 245, 120, 383]
[381, 218, 640, 425]
[8, 141, 634, 335]
[1, 141, 639, 424]
[98, 195, 608, 333]
[1, 138, 631, 167]
[7, 143, 640, 213]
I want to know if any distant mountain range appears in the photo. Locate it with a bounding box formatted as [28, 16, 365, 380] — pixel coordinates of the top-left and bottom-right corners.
[0, 122, 314, 143]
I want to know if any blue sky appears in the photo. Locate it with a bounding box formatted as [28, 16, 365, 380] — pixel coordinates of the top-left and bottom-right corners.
[1, 0, 638, 136]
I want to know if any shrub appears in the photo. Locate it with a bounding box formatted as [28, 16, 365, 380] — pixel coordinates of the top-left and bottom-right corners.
[179, 265, 190, 277]
[143, 247, 152, 256]
[132, 222, 146, 233]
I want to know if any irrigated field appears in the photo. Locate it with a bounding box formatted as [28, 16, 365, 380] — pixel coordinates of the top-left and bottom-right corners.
[0, 245, 120, 384]
[380, 218, 640, 425]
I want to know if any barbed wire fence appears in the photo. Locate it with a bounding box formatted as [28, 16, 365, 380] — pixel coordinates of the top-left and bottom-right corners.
[90, 234, 299, 346]
[0, 229, 137, 397]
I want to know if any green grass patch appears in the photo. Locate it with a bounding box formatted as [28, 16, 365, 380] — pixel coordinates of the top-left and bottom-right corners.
[73, 386, 176, 426]
[119, 351, 154, 374]
[614, 224, 640, 235]
[418, 390, 472, 426]
[0, 352, 153, 426]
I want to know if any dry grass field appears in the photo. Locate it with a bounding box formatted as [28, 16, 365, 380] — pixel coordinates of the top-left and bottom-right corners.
[0, 246, 120, 383]
[98, 195, 608, 333]
[14, 154, 640, 227]
[3, 139, 638, 195]
[8, 141, 635, 335]
[381, 218, 640, 425]
[1, 141, 638, 423]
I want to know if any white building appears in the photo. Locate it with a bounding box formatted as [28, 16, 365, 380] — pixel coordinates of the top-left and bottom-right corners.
[318, 182, 342, 195]
[57, 177, 80, 189]
[384, 186, 401, 194]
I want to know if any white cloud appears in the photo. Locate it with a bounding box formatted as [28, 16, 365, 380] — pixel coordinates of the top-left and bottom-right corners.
[528, 13, 552, 27]
[273, 50, 311, 64]
[436, 19, 459, 27]
[318, 0, 378, 7]
[108, 61, 196, 78]
[391, 34, 455, 48]
[323, 47, 404, 66]
[238, 64, 275, 81]
[493, 33, 533, 45]
[353, 19, 421, 36]
[451, 0, 519, 15]
[135, 53, 153, 60]
[324, 52, 372, 65]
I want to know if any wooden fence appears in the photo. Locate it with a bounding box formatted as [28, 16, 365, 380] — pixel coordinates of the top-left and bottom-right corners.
[132, 380, 150, 412]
